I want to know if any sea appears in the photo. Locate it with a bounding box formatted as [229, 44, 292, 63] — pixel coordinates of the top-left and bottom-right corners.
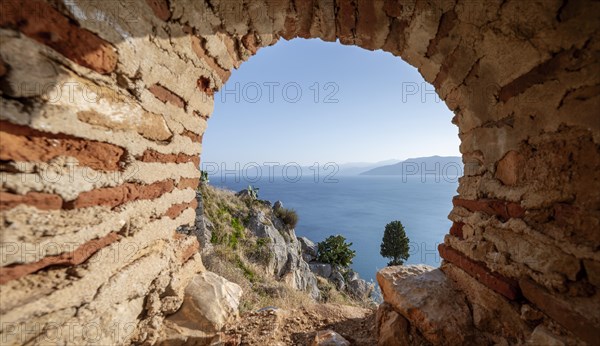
[209, 174, 458, 283]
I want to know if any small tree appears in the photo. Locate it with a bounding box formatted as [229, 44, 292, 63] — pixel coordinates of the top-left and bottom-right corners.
[317, 235, 356, 268]
[380, 221, 410, 266]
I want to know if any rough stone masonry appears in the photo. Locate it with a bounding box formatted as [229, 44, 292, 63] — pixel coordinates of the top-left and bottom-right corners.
[0, 0, 598, 345]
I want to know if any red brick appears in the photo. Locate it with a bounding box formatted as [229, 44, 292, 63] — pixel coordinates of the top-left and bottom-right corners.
[148, 84, 186, 109]
[449, 222, 464, 239]
[165, 198, 198, 219]
[439, 244, 520, 300]
[178, 237, 200, 263]
[0, 120, 126, 171]
[0, 191, 63, 211]
[145, 0, 171, 21]
[0, 232, 120, 284]
[70, 180, 175, 209]
[0, 0, 117, 74]
[452, 197, 525, 221]
[520, 278, 600, 345]
[181, 130, 203, 143]
[137, 150, 200, 168]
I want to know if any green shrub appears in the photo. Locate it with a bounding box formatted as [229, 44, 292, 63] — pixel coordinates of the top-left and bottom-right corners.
[274, 207, 299, 230]
[317, 235, 356, 268]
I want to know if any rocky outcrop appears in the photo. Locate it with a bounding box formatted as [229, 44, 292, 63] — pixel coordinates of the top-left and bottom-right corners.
[376, 265, 474, 345]
[310, 262, 333, 278]
[347, 278, 374, 301]
[177, 191, 213, 254]
[247, 210, 320, 300]
[299, 236, 318, 262]
[304, 258, 374, 300]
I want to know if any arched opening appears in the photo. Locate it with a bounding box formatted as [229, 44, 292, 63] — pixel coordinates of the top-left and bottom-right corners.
[202, 37, 461, 283]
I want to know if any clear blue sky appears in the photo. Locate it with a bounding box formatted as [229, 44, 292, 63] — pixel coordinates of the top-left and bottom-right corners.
[202, 38, 460, 167]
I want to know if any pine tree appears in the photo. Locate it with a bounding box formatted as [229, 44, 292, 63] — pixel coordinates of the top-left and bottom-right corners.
[380, 220, 410, 266]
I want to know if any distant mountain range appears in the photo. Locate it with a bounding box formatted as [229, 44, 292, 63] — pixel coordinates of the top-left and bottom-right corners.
[359, 156, 462, 176]
[204, 156, 462, 180]
[335, 159, 403, 176]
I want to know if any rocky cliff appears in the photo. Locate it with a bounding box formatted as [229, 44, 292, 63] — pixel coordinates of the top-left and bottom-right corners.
[184, 185, 374, 306]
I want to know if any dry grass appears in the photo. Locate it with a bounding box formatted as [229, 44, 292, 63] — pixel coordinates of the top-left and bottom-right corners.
[203, 245, 313, 313]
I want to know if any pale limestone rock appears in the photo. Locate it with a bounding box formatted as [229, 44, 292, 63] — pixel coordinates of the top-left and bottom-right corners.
[247, 210, 320, 299]
[311, 330, 350, 346]
[309, 262, 333, 278]
[347, 278, 374, 300]
[166, 272, 242, 333]
[377, 265, 473, 345]
[527, 325, 566, 346]
[299, 236, 318, 262]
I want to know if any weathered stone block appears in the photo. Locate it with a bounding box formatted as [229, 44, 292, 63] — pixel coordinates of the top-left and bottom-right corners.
[377, 265, 473, 345]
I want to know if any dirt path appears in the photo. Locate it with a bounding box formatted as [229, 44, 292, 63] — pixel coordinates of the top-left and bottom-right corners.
[221, 303, 376, 345]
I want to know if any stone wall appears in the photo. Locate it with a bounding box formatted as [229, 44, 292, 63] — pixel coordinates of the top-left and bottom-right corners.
[0, 0, 598, 344]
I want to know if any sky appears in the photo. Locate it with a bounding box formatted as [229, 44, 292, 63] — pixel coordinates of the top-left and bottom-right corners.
[202, 38, 460, 167]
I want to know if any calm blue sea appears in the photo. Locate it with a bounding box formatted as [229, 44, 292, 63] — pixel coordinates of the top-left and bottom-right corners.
[209, 175, 457, 282]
